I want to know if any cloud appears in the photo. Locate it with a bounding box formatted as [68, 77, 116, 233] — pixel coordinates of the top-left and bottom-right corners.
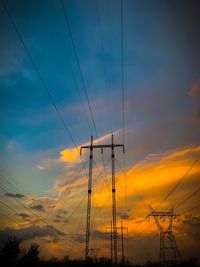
[15, 213, 31, 222]
[60, 131, 119, 164]
[3, 143, 199, 261]
[88, 144, 200, 241]
[0, 225, 66, 249]
[60, 147, 81, 164]
[181, 215, 200, 240]
[26, 196, 55, 211]
[72, 234, 85, 243]
[58, 177, 87, 195]
[118, 212, 132, 221]
[57, 209, 67, 215]
[189, 81, 200, 121]
[53, 214, 69, 224]
[5, 192, 25, 198]
[36, 158, 63, 171]
[31, 204, 44, 212]
[125, 145, 200, 197]
[93, 230, 110, 240]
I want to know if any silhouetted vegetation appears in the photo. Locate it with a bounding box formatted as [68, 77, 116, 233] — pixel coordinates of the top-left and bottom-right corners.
[23, 243, 40, 266]
[0, 237, 199, 267]
[0, 236, 21, 266]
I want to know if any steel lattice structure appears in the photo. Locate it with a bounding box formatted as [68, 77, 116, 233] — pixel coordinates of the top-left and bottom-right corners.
[81, 135, 124, 263]
[147, 205, 182, 265]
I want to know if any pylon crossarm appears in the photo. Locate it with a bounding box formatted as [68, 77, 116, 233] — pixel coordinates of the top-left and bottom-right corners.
[147, 207, 182, 263]
[147, 213, 164, 233]
[81, 144, 124, 149]
[82, 135, 124, 263]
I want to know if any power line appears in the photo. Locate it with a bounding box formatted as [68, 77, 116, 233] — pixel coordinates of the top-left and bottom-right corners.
[186, 204, 200, 214]
[61, 158, 111, 224]
[120, 0, 128, 220]
[121, 0, 125, 147]
[0, 181, 60, 237]
[175, 185, 200, 210]
[0, 211, 21, 226]
[1, 2, 93, 241]
[45, 160, 89, 222]
[136, 158, 200, 236]
[156, 158, 200, 209]
[1, 0, 88, 179]
[0, 196, 19, 214]
[97, 0, 113, 134]
[60, 0, 109, 198]
[1, 0, 77, 149]
[136, 159, 200, 240]
[115, 158, 149, 209]
[0, 193, 48, 239]
[125, 157, 200, 238]
[60, 0, 99, 141]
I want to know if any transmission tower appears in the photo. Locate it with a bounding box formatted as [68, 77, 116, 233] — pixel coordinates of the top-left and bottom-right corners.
[81, 136, 94, 260]
[89, 248, 100, 260]
[146, 205, 182, 265]
[107, 220, 128, 264]
[81, 135, 124, 263]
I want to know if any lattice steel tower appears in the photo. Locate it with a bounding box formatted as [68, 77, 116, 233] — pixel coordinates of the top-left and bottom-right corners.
[81, 135, 124, 263]
[147, 205, 182, 265]
[81, 136, 94, 260]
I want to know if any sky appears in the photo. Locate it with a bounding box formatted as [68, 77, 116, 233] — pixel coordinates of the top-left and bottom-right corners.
[0, 0, 200, 264]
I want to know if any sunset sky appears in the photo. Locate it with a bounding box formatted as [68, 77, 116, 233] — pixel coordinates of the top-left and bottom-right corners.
[0, 0, 200, 264]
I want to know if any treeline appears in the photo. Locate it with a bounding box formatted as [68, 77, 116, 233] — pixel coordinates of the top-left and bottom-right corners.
[0, 237, 198, 267]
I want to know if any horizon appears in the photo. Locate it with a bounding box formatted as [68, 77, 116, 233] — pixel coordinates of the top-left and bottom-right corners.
[0, 0, 200, 264]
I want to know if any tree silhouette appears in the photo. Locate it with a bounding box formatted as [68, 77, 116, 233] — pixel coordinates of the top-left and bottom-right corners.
[23, 242, 40, 264]
[0, 236, 21, 266]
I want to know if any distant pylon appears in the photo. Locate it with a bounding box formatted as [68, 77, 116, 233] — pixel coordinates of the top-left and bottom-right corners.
[146, 205, 182, 265]
[89, 247, 100, 260]
[107, 220, 128, 264]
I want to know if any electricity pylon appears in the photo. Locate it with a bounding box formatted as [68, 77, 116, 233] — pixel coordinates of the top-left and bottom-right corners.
[121, 220, 128, 264]
[81, 136, 94, 261]
[146, 205, 182, 265]
[81, 135, 124, 263]
[89, 248, 100, 260]
[107, 220, 128, 264]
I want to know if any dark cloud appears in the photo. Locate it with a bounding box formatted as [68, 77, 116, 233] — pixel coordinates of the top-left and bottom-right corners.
[118, 212, 132, 221]
[31, 204, 44, 212]
[0, 225, 66, 248]
[189, 82, 200, 121]
[93, 230, 110, 240]
[4, 192, 25, 198]
[72, 234, 85, 243]
[181, 215, 200, 240]
[53, 214, 69, 224]
[15, 213, 31, 221]
[176, 215, 200, 242]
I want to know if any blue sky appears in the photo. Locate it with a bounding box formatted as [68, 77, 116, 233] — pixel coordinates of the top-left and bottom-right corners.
[0, 0, 200, 262]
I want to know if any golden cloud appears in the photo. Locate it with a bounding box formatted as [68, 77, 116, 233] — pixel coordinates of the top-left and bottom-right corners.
[60, 147, 81, 163]
[59, 131, 120, 164]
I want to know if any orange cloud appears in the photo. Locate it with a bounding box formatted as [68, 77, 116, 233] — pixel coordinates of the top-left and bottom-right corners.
[4, 144, 199, 261]
[60, 147, 81, 163]
[88, 145, 200, 237]
[60, 131, 120, 164]
[58, 177, 88, 194]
